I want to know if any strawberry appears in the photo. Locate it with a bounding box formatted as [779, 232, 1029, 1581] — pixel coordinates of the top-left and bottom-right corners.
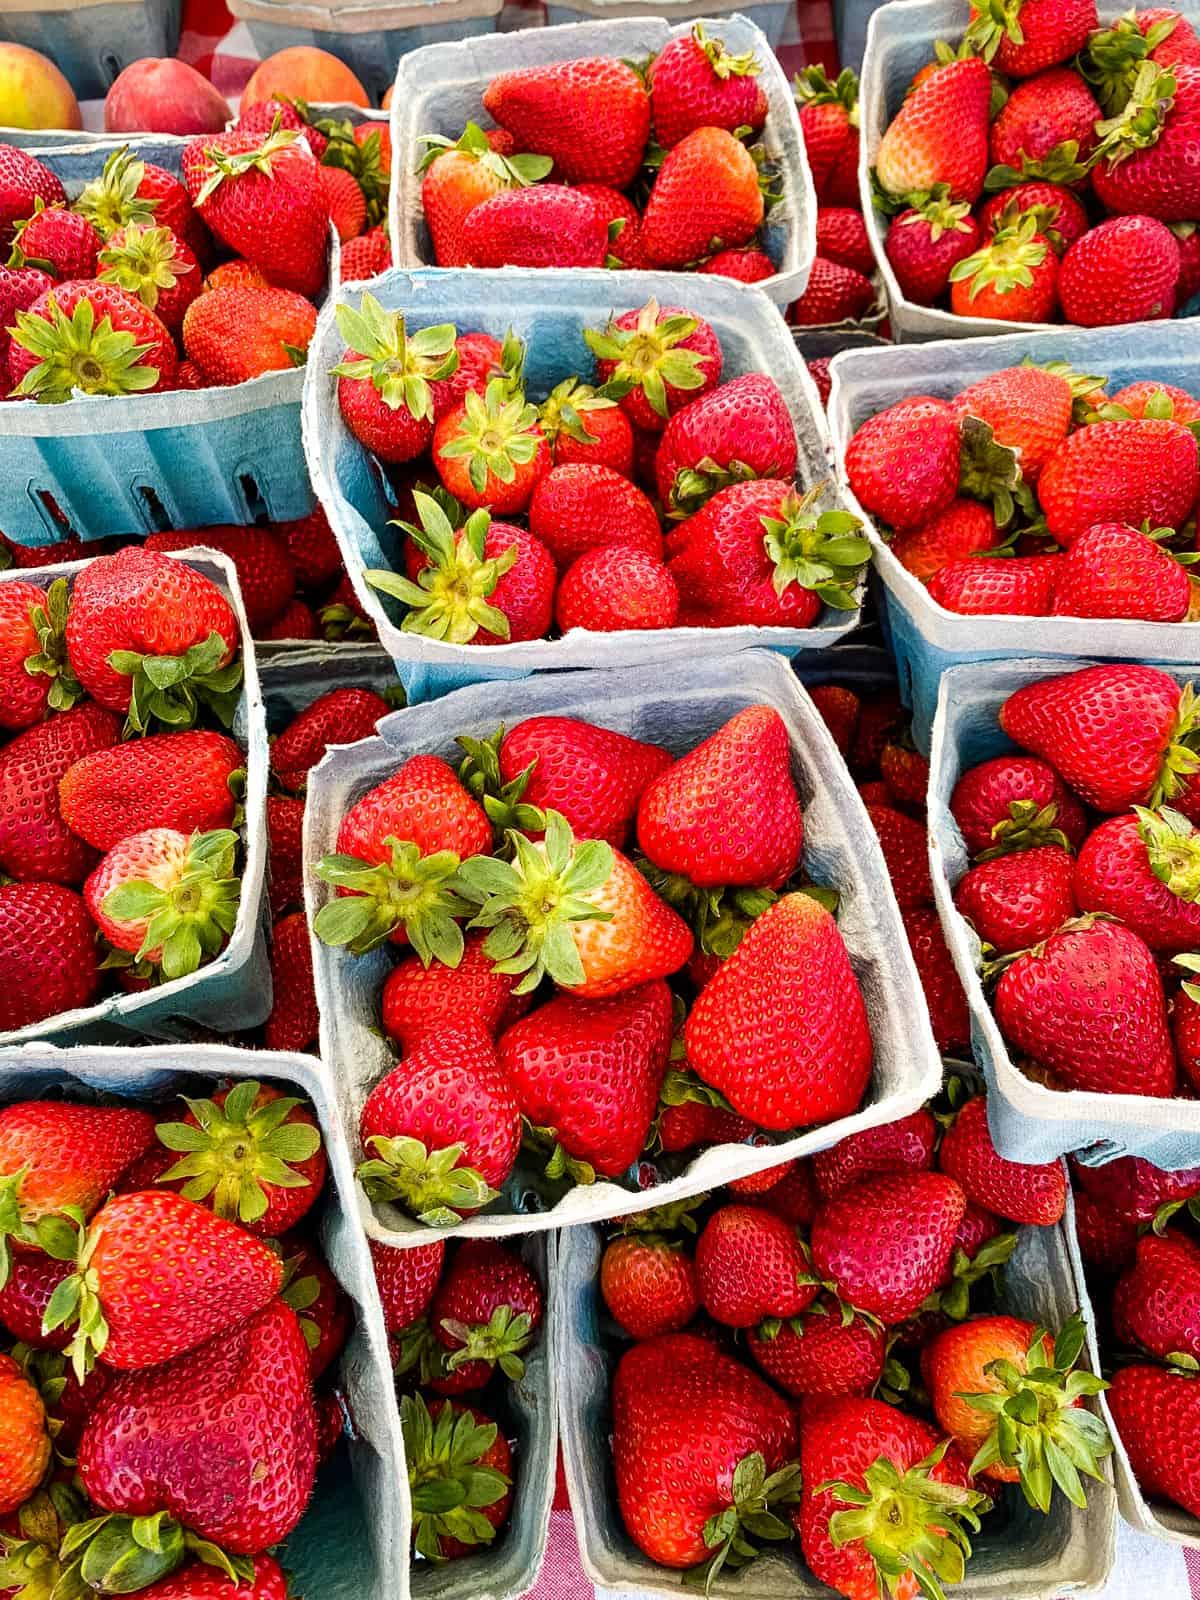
[967, 0, 1097, 74]
[539, 379, 634, 475]
[600, 1233, 699, 1339]
[809, 684, 860, 755]
[1108, 1363, 1200, 1517]
[654, 373, 797, 515]
[237, 95, 327, 154]
[97, 222, 199, 332]
[382, 931, 528, 1052]
[938, 1095, 1066, 1223]
[260, 599, 315, 640]
[903, 906, 972, 1052]
[699, 247, 776, 281]
[370, 1236, 444, 1332]
[866, 802, 933, 906]
[641, 126, 764, 268]
[0, 1353, 49, 1515]
[797, 1395, 985, 1600]
[794, 66, 860, 205]
[1072, 1152, 1200, 1222]
[460, 183, 608, 268]
[927, 554, 1060, 615]
[980, 182, 1090, 250]
[147, 525, 295, 632]
[815, 208, 875, 277]
[318, 164, 365, 242]
[121, 1558, 290, 1600]
[264, 909, 319, 1053]
[684, 893, 872, 1130]
[885, 186, 981, 304]
[1074, 805, 1200, 949]
[875, 56, 992, 202]
[1109, 378, 1200, 421]
[1177, 224, 1200, 303]
[527, 463, 662, 568]
[271, 685, 391, 791]
[267, 792, 303, 917]
[498, 980, 673, 1178]
[0, 701, 121, 883]
[59, 729, 241, 851]
[948, 215, 1059, 320]
[0, 145, 65, 247]
[748, 1298, 886, 1397]
[954, 360, 1091, 482]
[612, 1332, 801, 1576]
[789, 256, 877, 325]
[556, 545, 678, 633]
[889, 500, 1000, 582]
[0, 1246, 74, 1346]
[879, 741, 929, 807]
[954, 843, 1076, 953]
[65, 547, 240, 732]
[10, 202, 100, 279]
[951, 753, 1088, 857]
[402, 1393, 512, 1559]
[8, 278, 176, 399]
[694, 1203, 816, 1328]
[357, 1023, 520, 1223]
[333, 295, 460, 465]
[1113, 1229, 1200, 1358]
[636, 705, 803, 890]
[1086, 8, 1200, 110]
[813, 1109, 937, 1200]
[987, 68, 1100, 171]
[182, 284, 317, 384]
[0, 883, 101, 1031]
[203, 259, 270, 292]
[78, 1298, 315, 1551]
[418, 123, 552, 267]
[1038, 418, 1200, 547]
[585, 299, 722, 433]
[1174, 983, 1200, 1092]
[77, 149, 200, 258]
[483, 56, 649, 186]
[1059, 214, 1180, 324]
[1092, 62, 1200, 221]
[666, 479, 869, 625]
[86, 827, 241, 978]
[650, 24, 767, 147]
[339, 224, 391, 281]
[0, 263, 51, 376]
[183, 123, 327, 298]
[425, 1238, 542, 1389]
[1072, 1188, 1139, 1270]
[0, 577, 78, 730]
[433, 380, 551, 515]
[844, 397, 960, 531]
[572, 183, 647, 269]
[995, 916, 1176, 1094]
[271, 503, 342, 588]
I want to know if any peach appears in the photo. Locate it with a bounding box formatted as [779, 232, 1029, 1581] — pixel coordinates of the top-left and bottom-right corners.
[241, 47, 369, 109]
[0, 43, 81, 130]
[105, 57, 231, 135]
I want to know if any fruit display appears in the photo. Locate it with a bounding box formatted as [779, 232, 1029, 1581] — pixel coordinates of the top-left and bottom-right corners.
[866, 0, 1200, 329]
[559, 1080, 1113, 1596]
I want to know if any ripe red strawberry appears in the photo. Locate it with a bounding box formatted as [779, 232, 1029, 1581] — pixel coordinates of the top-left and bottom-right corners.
[0, 145, 65, 247]
[889, 500, 1000, 582]
[1074, 806, 1200, 950]
[78, 1298, 315, 1551]
[815, 207, 875, 276]
[809, 683, 860, 755]
[236, 96, 327, 152]
[1177, 223, 1200, 302]
[1072, 1151, 1200, 1221]
[332, 295, 458, 464]
[1174, 984, 1200, 1092]
[483, 56, 651, 187]
[656, 1097, 755, 1153]
[866, 802, 933, 906]
[641, 127, 764, 268]
[954, 843, 1076, 953]
[694, 1203, 816, 1328]
[404, 1393, 512, 1559]
[813, 1109, 938, 1200]
[927, 554, 1060, 615]
[1113, 1229, 1200, 1358]
[951, 753, 1088, 857]
[145, 525, 294, 632]
[879, 741, 928, 808]
[76, 147, 200, 260]
[1107, 1363, 1200, 1517]
[340, 223, 391, 281]
[418, 123, 551, 268]
[182, 284, 317, 385]
[875, 56, 992, 202]
[0, 700, 121, 883]
[650, 24, 767, 148]
[267, 792, 303, 917]
[844, 397, 960, 531]
[968, 0, 1097, 74]
[612, 1332, 800, 1574]
[433, 382, 551, 515]
[97, 221, 200, 332]
[1037, 417, 1200, 547]
[382, 931, 528, 1052]
[795, 66, 860, 205]
[948, 216, 1059, 321]
[318, 163, 366, 242]
[498, 980, 673, 1178]
[995, 916, 1176, 1094]
[586, 299, 723, 433]
[903, 906, 971, 1052]
[600, 1233, 699, 1339]
[699, 247, 776, 281]
[59, 729, 242, 851]
[1059, 214, 1179, 325]
[182, 123, 327, 297]
[11, 201, 100, 279]
[988, 68, 1100, 172]
[0, 1245, 75, 1346]
[1072, 1186, 1139, 1269]
[370, 1236, 444, 1333]
[566, 183, 646, 269]
[938, 1095, 1066, 1223]
[747, 1299, 886, 1397]
[461, 183, 609, 268]
[789, 257, 876, 325]
[1092, 62, 1200, 221]
[954, 361, 1087, 482]
[980, 182, 1090, 251]
[0, 882, 101, 1031]
[654, 373, 797, 515]
[264, 909, 319, 1053]
[685, 893, 872, 1130]
[8, 278, 176, 399]
[271, 503, 341, 588]
[0, 576, 78, 731]
[556, 545, 678, 632]
[1109, 378, 1200, 421]
[0, 263, 51, 376]
[86, 827, 241, 978]
[424, 1238, 542, 1390]
[637, 705, 803, 890]
[527, 463, 662, 568]
[272, 685, 391, 791]
[0, 1352, 49, 1516]
[886, 187, 981, 304]
[539, 379, 635, 475]
[129, 1558, 289, 1600]
[203, 259, 270, 293]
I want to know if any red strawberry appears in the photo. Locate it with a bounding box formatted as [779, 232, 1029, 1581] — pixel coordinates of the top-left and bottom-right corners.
[0, 263, 52, 375]
[1174, 983, 1200, 1092]
[59, 729, 242, 851]
[903, 906, 972, 1052]
[1114, 1229, 1200, 1358]
[236, 97, 326, 153]
[699, 247, 776, 282]
[483, 57, 651, 187]
[813, 1109, 938, 1200]
[0, 576, 78, 730]
[890, 500, 1000, 582]
[654, 373, 798, 515]
[1087, 9, 1200, 112]
[600, 1234, 699, 1339]
[880, 741, 929, 808]
[404, 1394, 512, 1560]
[539, 379, 634, 475]
[1036, 418, 1199, 547]
[585, 299, 722, 434]
[844, 397, 960, 531]
[1109, 378, 1200, 422]
[988, 68, 1099, 172]
[423, 1238, 542, 1391]
[97, 222, 200, 332]
[684, 893, 873, 1130]
[381, 930, 529, 1052]
[866, 802, 933, 907]
[264, 909, 319, 1053]
[8, 278, 176, 399]
[556, 545, 678, 633]
[1072, 1151, 1200, 1221]
[0, 700, 121, 882]
[694, 1203, 816, 1328]
[1059, 215, 1179, 324]
[1072, 1186, 1139, 1269]
[267, 792, 304, 917]
[886, 187, 982, 304]
[641, 127, 764, 268]
[0, 1246, 75, 1347]
[938, 1095, 1066, 1223]
[1092, 63, 1200, 221]
[789, 257, 876, 325]
[649, 24, 767, 148]
[0, 882, 101, 1031]
[875, 56, 992, 202]
[272, 685, 391, 791]
[747, 1298, 886, 1397]
[460, 184, 608, 268]
[318, 164, 366, 242]
[127, 1558, 289, 1600]
[656, 1098, 755, 1153]
[86, 826, 241, 978]
[815, 207, 875, 276]
[953, 360, 1088, 482]
[370, 1236, 444, 1333]
[332, 294, 458, 464]
[11, 202, 100, 278]
[181, 284, 316, 385]
[980, 182, 1090, 251]
[968, 0, 1097, 74]
[0, 145, 65, 247]
[950, 753, 1088, 856]
[433, 381, 551, 515]
[954, 843, 1076, 953]
[572, 183, 647, 269]
[145, 526, 294, 632]
[927, 554, 1060, 615]
[948, 216, 1059, 321]
[418, 123, 550, 268]
[271, 504, 342, 588]
[0, 1352, 49, 1516]
[1074, 806, 1200, 950]
[795, 66, 861, 205]
[340, 224, 391, 281]
[809, 683, 860, 755]
[1177, 222, 1200, 302]
[527, 463, 662, 568]
[1107, 1363, 1200, 1517]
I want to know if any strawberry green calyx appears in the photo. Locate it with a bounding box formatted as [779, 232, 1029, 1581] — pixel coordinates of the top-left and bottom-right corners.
[358, 1134, 498, 1222]
[418, 120, 552, 186]
[1094, 61, 1175, 165]
[314, 837, 472, 961]
[102, 828, 241, 979]
[612, 1188, 706, 1236]
[692, 21, 761, 77]
[455, 726, 545, 839]
[366, 492, 517, 643]
[0, 1483, 88, 1600]
[0, 1167, 79, 1290]
[1151, 681, 1200, 806]
[332, 293, 459, 417]
[441, 1304, 536, 1380]
[523, 1119, 597, 1185]
[900, 184, 974, 242]
[670, 454, 778, 517]
[793, 63, 859, 118]
[964, 0, 1031, 62]
[983, 140, 1091, 192]
[759, 485, 870, 610]
[153, 1080, 322, 1228]
[23, 577, 82, 712]
[1176, 950, 1200, 1005]
[585, 298, 710, 420]
[74, 146, 158, 238]
[694, 1450, 803, 1589]
[948, 213, 1049, 302]
[638, 857, 775, 955]
[312, 110, 392, 225]
[958, 415, 1034, 528]
[455, 808, 614, 993]
[58, 1509, 252, 1596]
[7, 199, 54, 270]
[537, 376, 617, 449]
[393, 1315, 444, 1383]
[1029, 357, 1110, 420]
[111, 630, 242, 736]
[193, 118, 302, 206]
[962, 1313, 1111, 1512]
[1085, 12, 1184, 114]
[988, 194, 1065, 251]
[98, 223, 194, 313]
[401, 1392, 511, 1562]
[437, 379, 543, 495]
[279, 1249, 324, 1353]
[9, 293, 158, 404]
[1135, 805, 1200, 900]
[918, 1230, 1017, 1322]
[976, 799, 1073, 860]
[821, 1444, 990, 1600]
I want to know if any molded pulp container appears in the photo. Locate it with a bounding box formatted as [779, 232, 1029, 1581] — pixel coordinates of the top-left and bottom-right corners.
[2, 136, 325, 548]
[928, 656, 1200, 1171]
[303, 266, 847, 705]
[0, 0, 181, 98]
[386, 14, 816, 310]
[541, 0, 790, 47]
[556, 1191, 1117, 1597]
[0, 1043, 408, 1600]
[0, 546, 270, 1045]
[859, 0, 1200, 341]
[827, 323, 1200, 750]
[303, 648, 943, 1245]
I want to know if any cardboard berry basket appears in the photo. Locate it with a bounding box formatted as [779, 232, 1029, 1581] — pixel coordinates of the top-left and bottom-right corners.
[303, 648, 943, 1246]
[0, 0, 181, 100]
[0, 135, 332, 549]
[555, 1181, 1116, 1598]
[385, 15, 816, 310]
[827, 322, 1200, 750]
[539, 0, 791, 48]
[303, 266, 848, 705]
[859, 0, 1200, 343]
[0, 546, 270, 1045]
[0, 1042, 410, 1600]
[928, 655, 1200, 1172]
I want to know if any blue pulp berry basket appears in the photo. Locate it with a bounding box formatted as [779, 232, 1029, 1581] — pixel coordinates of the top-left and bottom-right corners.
[0, 0, 182, 99]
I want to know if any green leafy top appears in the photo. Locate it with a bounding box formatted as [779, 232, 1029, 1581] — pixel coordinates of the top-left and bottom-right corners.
[1093, 61, 1175, 166]
[759, 483, 870, 611]
[331, 292, 458, 418]
[1083, 11, 1186, 114]
[948, 213, 1050, 302]
[963, 0, 1029, 63]
[314, 833, 474, 963]
[100, 827, 241, 981]
[98, 224, 195, 314]
[401, 1392, 511, 1562]
[537, 376, 617, 449]
[193, 117, 303, 206]
[692, 1450, 803, 1592]
[10, 293, 159, 405]
[74, 146, 157, 239]
[456, 725, 545, 839]
[417, 120, 553, 187]
[584, 297, 713, 420]
[793, 64, 859, 119]
[691, 22, 761, 78]
[436, 378, 544, 495]
[983, 138, 1092, 192]
[110, 629, 243, 737]
[23, 578, 82, 714]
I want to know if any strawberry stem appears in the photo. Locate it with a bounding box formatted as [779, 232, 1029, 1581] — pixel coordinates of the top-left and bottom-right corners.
[358, 1133, 500, 1225]
[314, 837, 472, 961]
[401, 1393, 511, 1561]
[367, 493, 517, 643]
[584, 297, 712, 420]
[331, 292, 458, 417]
[692, 1450, 803, 1590]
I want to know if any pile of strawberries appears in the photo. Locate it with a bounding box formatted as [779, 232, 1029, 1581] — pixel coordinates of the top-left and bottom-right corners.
[871, 0, 1200, 325]
[946, 662, 1200, 1100]
[311, 703, 877, 1224]
[593, 1083, 1110, 1597]
[332, 291, 868, 640]
[417, 26, 782, 281]
[845, 361, 1200, 619]
[0, 1080, 346, 1600]
[0, 547, 254, 1034]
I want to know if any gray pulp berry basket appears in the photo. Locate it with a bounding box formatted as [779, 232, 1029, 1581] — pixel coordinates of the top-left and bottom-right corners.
[827, 323, 1200, 750]
[0, 1042, 408, 1600]
[0, 0, 182, 99]
[860, 0, 1200, 342]
[928, 655, 1200, 1171]
[540, 0, 791, 46]
[386, 14, 815, 310]
[302, 266, 848, 705]
[0, 545, 270, 1046]
[2, 136, 329, 548]
[555, 1189, 1117, 1598]
[303, 648, 943, 1245]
